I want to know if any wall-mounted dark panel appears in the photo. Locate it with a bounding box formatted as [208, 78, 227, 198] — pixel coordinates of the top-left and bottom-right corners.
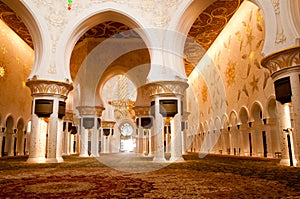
[159, 100, 178, 117]
[141, 117, 153, 129]
[274, 77, 292, 104]
[70, 126, 77, 134]
[68, 122, 72, 132]
[103, 128, 110, 136]
[83, 118, 94, 129]
[34, 99, 53, 118]
[97, 118, 101, 129]
[58, 101, 66, 119]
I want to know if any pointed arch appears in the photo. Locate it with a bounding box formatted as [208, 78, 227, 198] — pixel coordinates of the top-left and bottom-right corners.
[56, 2, 152, 83]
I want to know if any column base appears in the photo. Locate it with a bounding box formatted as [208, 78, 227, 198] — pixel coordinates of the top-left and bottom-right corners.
[46, 158, 61, 163]
[90, 153, 100, 157]
[280, 158, 298, 167]
[169, 156, 185, 162]
[27, 157, 47, 163]
[153, 157, 166, 162]
[148, 152, 154, 157]
[79, 153, 90, 157]
[57, 157, 64, 163]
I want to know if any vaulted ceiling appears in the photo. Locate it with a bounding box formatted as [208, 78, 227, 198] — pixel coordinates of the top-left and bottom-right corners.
[0, 0, 243, 76]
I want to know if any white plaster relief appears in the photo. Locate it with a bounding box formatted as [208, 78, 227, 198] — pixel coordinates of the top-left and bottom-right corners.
[271, 0, 287, 44]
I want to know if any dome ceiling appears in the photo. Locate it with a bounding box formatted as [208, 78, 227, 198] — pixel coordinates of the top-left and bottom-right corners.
[0, 0, 243, 76]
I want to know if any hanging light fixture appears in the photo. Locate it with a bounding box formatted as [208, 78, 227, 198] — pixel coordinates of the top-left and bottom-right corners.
[67, 0, 72, 10]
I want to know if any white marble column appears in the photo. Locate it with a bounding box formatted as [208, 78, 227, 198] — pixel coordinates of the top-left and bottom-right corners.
[47, 98, 60, 163]
[290, 71, 300, 162]
[25, 80, 73, 163]
[63, 122, 70, 156]
[148, 129, 154, 156]
[279, 103, 297, 166]
[56, 119, 63, 162]
[79, 126, 89, 157]
[138, 126, 144, 154]
[153, 96, 165, 162]
[182, 125, 187, 155]
[91, 117, 99, 157]
[170, 97, 184, 162]
[27, 114, 47, 163]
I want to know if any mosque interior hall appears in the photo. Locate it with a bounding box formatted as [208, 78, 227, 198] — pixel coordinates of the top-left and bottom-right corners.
[0, 0, 300, 197]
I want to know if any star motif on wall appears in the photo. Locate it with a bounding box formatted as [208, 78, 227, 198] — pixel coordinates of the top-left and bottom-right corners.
[250, 75, 259, 93]
[0, 62, 7, 80]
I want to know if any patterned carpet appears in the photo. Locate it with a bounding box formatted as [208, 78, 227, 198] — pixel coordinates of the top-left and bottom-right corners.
[0, 153, 300, 198]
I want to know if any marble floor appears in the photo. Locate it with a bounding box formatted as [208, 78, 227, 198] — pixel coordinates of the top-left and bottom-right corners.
[0, 153, 299, 198]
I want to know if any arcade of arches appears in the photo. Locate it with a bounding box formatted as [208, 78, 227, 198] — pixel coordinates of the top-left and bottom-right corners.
[0, 0, 300, 167]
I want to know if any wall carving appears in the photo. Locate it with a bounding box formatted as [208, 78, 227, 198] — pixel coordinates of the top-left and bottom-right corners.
[271, 0, 287, 44]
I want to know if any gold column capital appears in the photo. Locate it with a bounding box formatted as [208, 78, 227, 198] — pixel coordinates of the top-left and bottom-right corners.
[64, 111, 74, 121]
[261, 46, 300, 74]
[143, 80, 189, 97]
[101, 121, 116, 128]
[76, 106, 105, 117]
[26, 79, 73, 99]
[133, 106, 150, 117]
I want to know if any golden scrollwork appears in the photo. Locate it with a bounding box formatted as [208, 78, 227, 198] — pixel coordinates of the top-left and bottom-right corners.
[26, 79, 73, 99]
[188, 0, 243, 50]
[144, 80, 189, 97]
[76, 106, 105, 117]
[77, 21, 140, 43]
[261, 46, 300, 74]
[184, 0, 243, 75]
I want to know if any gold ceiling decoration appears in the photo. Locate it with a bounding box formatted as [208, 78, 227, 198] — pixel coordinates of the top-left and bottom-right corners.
[77, 21, 140, 43]
[188, 0, 243, 50]
[0, 1, 33, 49]
[185, 0, 243, 75]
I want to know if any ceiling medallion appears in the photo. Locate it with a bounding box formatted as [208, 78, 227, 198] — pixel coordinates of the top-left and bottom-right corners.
[0, 62, 7, 80]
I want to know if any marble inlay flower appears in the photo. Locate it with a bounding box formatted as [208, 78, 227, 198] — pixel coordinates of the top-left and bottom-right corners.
[0, 65, 5, 77]
[225, 60, 236, 86]
[202, 84, 208, 103]
[250, 75, 259, 93]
